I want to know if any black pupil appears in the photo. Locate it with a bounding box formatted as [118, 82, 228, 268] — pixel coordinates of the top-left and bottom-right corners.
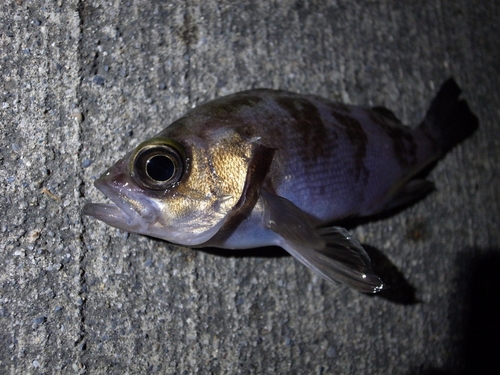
[146, 155, 175, 182]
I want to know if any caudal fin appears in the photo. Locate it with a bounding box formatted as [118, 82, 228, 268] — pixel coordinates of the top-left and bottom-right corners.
[420, 78, 479, 155]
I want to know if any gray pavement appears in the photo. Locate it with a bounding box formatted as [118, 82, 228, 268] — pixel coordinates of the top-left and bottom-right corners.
[1, 0, 499, 374]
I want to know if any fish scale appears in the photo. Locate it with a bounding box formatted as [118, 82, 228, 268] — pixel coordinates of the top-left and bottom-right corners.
[84, 78, 478, 293]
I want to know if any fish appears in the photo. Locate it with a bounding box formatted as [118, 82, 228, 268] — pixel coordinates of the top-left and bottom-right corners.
[83, 78, 478, 293]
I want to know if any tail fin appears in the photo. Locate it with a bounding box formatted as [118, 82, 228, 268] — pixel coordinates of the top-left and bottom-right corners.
[420, 78, 479, 155]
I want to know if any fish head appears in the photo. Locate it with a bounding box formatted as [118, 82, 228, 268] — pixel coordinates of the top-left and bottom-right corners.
[84, 125, 264, 246]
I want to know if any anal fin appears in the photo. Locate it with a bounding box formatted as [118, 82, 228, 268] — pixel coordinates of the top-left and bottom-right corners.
[379, 179, 435, 213]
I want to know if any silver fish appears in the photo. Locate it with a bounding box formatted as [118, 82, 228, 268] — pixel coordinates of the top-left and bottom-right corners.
[83, 78, 478, 293]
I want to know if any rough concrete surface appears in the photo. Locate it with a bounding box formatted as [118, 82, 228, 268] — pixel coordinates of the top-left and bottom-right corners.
[1, 0, 499, 374]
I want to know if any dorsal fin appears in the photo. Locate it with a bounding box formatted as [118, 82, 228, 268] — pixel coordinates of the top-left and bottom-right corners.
[371, 106, 402, 123]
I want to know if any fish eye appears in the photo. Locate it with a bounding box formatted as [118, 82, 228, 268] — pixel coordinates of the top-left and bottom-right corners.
[146, 155, 175, 182]
[131, 138, 185, 191]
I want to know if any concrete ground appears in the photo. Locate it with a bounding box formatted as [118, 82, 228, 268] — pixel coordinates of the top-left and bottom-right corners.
[1, 0, 499, 374]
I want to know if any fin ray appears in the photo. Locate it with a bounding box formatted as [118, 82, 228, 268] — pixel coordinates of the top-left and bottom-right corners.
[260, 190, 386, 293]
[378, 179, 435, 213]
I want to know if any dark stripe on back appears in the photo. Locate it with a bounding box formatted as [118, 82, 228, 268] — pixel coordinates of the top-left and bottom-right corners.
[368, 111, 417, 168]
[331, 111, 370, 185]
[275, 97, 329, 160]
[195, 95, 264, 119]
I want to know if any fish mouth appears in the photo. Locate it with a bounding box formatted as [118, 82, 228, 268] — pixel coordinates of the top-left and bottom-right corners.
[83, 202, 129, 225]
[83, 178, 149, 232]
[83, 177, 226, 246]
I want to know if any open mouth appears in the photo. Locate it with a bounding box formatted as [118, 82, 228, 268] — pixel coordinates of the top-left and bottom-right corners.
[83, 178, 141, 230]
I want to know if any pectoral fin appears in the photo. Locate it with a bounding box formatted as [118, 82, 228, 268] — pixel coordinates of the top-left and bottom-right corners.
[260, 190, 386, 293]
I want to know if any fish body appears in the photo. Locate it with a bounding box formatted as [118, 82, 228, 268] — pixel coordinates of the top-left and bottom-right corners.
[84, 78, 478, 293]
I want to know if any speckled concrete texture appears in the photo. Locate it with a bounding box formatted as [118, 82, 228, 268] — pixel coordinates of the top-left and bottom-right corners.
[1, 0, 499, 374]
